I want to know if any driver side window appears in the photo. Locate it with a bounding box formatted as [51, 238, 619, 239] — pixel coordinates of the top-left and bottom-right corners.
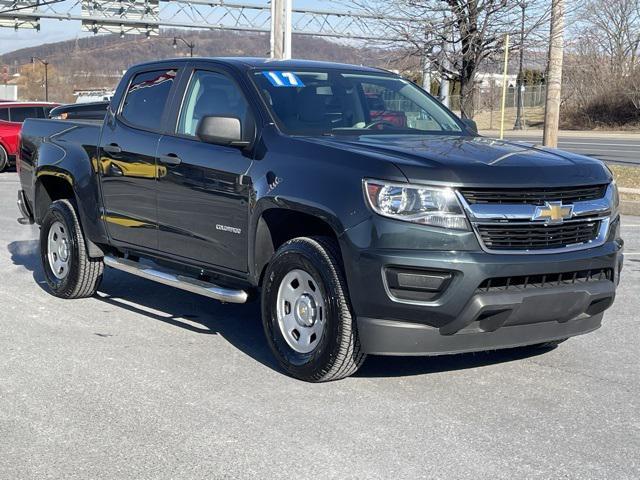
[178, 70, 249, 137]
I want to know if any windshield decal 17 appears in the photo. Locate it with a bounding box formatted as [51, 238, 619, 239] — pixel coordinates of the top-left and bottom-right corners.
[263, 71, 305, 87]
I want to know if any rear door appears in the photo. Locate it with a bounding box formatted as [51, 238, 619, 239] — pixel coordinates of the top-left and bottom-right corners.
[98, 67, 181, 250]
[155, 64, 254, 272]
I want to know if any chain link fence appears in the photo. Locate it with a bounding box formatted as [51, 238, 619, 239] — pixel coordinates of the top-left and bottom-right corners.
[449, 85, 547, 130]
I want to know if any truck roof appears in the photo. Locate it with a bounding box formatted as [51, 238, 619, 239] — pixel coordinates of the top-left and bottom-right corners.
[133, 57, 388, 74]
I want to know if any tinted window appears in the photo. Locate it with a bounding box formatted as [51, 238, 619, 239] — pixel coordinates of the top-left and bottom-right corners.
[178, 70, 249, 137]
[9, 106, 42, 123]
[253, 70, 462, 135]
[121, 69, 177, 131]
[0, 108, 7, 121]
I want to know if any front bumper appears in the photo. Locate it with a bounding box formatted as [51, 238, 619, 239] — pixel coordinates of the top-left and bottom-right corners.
[340, 216, 623, 356]
[358, 282, 612, 355]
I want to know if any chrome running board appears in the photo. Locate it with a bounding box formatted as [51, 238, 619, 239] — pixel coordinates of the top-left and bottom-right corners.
[104, 255, 248, 304]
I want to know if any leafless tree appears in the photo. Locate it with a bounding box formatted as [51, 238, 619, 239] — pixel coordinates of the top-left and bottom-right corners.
[561, 0, 640, 127]
[347, 0, 549, 119]
[580, 0, 640, 75]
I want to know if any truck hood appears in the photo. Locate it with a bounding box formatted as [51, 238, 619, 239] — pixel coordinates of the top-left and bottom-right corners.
[302, 134, 611, 187]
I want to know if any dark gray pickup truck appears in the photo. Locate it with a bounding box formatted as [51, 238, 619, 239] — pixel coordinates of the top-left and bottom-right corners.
[16, 57, 623, 381]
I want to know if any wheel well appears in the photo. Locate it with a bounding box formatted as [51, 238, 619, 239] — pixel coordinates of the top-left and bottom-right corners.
[254, 209, 340, 286]
[35, 176, 75, 223]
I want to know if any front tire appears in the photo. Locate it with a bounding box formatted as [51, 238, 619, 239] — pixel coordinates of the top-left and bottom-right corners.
[40, 199, 104, 298]
[261, 237, 366, 382]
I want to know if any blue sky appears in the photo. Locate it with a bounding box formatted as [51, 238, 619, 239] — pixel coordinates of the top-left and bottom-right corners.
[0, 0, 336, 54]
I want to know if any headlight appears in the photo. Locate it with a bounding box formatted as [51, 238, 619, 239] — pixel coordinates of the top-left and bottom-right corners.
[610, 181, 620, 213]
[364, 179, 470, 230]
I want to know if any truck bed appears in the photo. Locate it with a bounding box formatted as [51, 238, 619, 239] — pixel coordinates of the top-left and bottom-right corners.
[19, 118, 103, 215]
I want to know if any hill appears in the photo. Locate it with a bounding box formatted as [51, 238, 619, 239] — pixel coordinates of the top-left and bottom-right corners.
[0, 30, 413, 102]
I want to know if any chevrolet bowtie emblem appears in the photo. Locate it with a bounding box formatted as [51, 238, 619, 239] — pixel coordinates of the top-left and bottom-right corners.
[532, 201, 574, 224]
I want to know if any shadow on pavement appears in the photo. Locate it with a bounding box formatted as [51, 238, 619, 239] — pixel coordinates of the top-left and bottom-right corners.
[357, 346, 553, 378]
[7, 239, 49, 290]
[7, 238, 552, 380]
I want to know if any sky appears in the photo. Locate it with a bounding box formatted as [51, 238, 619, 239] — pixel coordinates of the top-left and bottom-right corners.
[0, 0, 337, 55]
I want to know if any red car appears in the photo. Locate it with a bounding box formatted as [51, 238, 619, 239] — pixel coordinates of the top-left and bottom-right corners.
[365, 93, 407, 129]
[0, 102, 58, 172]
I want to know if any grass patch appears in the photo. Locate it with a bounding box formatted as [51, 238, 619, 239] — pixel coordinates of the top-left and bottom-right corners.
[608, 164, 640, 201]
[472, 106, 545, 131]
[609, 165, 640, 189]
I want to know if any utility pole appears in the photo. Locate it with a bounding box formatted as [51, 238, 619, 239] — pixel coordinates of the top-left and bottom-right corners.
[543, 0, 564, 147]
[422, 50, 431, 94]
[513, 1, 526, 130]
[439, 42, 450, 108]
[270, 0, 292, 60]
[31, 56, 49, 102]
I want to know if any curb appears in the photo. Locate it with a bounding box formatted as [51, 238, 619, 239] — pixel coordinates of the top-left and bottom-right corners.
[620, 200, 640, 217]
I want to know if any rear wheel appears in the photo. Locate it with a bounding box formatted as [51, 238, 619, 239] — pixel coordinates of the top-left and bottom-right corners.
[40, 199, 104, 298]
[0, 145, 8, 172]
[261, 236, 366, 382]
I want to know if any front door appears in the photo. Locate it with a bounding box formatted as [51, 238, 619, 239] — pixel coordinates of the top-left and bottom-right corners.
[99, 68, 179, 250]
[155, 68, 253, 273]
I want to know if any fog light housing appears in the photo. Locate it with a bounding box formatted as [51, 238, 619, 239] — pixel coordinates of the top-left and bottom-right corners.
[384, 267, 453, 303]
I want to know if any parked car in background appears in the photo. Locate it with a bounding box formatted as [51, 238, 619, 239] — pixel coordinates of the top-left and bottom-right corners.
[0, 102, 58, 172]
[365, 92, 408, 128]
[48, 101, 109, 121]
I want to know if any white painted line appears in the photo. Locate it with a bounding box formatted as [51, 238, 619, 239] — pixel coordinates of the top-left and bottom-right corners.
[624, 252, 640, 255]
[560, 148, 633, 153]
[558, 142, 640, 147]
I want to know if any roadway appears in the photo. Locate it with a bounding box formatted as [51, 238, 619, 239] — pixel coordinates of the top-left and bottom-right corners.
[0, 171, 639, 479]
[482, 131, 640, 166]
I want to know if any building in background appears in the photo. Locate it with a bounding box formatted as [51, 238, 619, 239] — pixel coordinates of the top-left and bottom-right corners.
[0, 85, 18, 101]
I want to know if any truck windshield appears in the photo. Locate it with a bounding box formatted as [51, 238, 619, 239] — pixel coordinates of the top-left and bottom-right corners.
[252, 69, 463, 136]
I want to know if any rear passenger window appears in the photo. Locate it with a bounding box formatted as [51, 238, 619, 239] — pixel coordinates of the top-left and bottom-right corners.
[0, 108, 7, 121]
[120, 69, 177, 131]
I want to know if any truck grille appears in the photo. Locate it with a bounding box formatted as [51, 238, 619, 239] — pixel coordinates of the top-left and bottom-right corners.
[477, 220, 600, 250]
[477, 268, 613, 292]
[460, 185, 607, 205]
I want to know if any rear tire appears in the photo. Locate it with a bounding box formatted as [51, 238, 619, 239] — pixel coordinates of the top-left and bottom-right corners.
[0, 145, 8, 172]
[40, 199, 104, 299]
[261, 236, 366, 382]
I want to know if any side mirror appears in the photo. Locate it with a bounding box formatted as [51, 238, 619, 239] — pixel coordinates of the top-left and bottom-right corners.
[462, 118, 478, 134]
[196, 115, 249, 147]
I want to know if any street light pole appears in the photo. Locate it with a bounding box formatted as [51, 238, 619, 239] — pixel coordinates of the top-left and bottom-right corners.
[513, 1, 526, 130]
[31, 56, 49, 102]
[173, 36, 195, 57]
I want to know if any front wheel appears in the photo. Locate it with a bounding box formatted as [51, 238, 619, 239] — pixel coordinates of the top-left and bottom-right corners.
[261, 237, 366, 382]
[40, 199, 104, 298]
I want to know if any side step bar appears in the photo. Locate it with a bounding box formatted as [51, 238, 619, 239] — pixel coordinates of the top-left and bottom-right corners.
[104, 255, 248, 304]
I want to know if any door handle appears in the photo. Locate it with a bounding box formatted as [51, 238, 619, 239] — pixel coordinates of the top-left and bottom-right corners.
[103, 143, 122, 154]
[159, 153, 182, 166]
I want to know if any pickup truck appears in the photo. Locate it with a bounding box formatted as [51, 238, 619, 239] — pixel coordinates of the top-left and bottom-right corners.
[16, 58, 623, 382]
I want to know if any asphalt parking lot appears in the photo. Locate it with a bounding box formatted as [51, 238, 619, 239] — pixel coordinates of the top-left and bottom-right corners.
[1, 171, 639, 479]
